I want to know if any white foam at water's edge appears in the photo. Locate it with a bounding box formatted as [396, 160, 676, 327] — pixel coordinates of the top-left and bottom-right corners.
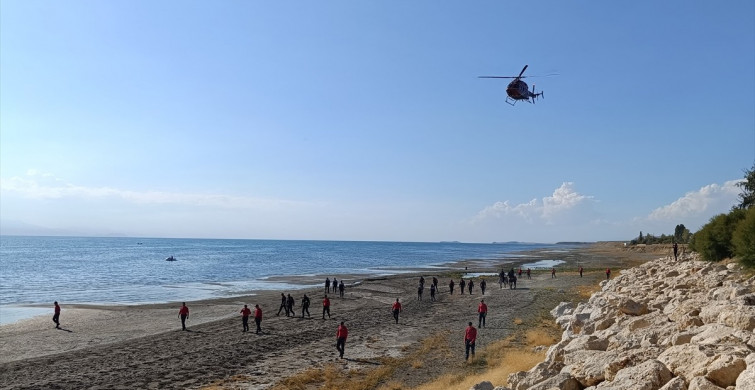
[0, 306, 50, 326]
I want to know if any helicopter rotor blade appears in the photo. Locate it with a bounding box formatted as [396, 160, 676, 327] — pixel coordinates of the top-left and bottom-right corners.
[478, 76, 517, 79]
[518, 65, 528, 79]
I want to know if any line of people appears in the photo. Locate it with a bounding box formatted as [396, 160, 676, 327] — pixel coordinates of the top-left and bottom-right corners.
[324, 277, 347, 298]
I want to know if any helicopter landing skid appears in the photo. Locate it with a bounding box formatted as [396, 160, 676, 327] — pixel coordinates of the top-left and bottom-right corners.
[505, 97, 518, 106]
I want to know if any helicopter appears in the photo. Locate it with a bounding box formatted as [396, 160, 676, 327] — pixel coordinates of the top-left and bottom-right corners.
[479, 65, 545, 106]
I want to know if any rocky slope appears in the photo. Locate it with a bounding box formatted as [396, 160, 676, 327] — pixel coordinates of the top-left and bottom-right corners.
[477, 253, 755, 390]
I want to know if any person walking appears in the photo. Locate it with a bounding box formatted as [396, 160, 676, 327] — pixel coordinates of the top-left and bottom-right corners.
[579, 266, 583, 277]
[459, 279, 466, 295]
[240, 304, 252, 332]
[419, 276, 425, 288]
[430, 283, 436, 301]
[417, 284, 424, 301]
[527, 268, 531, 279]
[301, 294, 311, 318]
[468, 280, 474, 295]
[449, 279, 455, 294]
[480, 279, 487, 295]
[432, 277, 438, 292]
[277, 293, 287, 316]
[178, 302, 189, 331]
[551, 267, 556, 278]
[391, 298, 402, 324]
[338, 280, 345, 298]
[53, 301, 61, 329]
[510, 274, 517, 290]
[322, 295, 331, 319]
[673, 243, 679, 261]
[464, 322, 477, 361]
[286, 294, 295, 316]
[325, 278, 331, 294]
[606, 268, 611, 280]
[478, 299, 488, 328]
[332, 278, 338, 293]
[336, 321, 348, 358]
[253, 304, 263, 334]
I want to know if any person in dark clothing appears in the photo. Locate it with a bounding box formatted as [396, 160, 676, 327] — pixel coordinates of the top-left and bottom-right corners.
[53, 301, 61, 329]
[419, 276, 425, 288]
[301, 294, 311, 318]
[449, 279, 455, 294]
[332, 278, 338, 293]
[286, 294, 295, 317]
[673, 243, 679, 260]
[579, 266, 583, 277]
[468, 280, 474, 294]
[430, 283, 436, 301]
[417, 285, 424, 300]
[606, 268, 611, 280]
[527, 268, 531, 279]
[480, 279, 487, 295]
[432, 277, 438, 292]
[338, 280, 345, 298]
[460, 279, 466, 295]
[240, 304, 251, 332]
[253, 304, 262, 334]
[325, 278, 331, 293]
[277, 293, 287, 316]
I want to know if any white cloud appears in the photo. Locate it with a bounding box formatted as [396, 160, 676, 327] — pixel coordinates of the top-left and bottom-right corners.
[0, 173, 311, 210]
[646, 180, 742, 222]
[474, 182, 595, 225]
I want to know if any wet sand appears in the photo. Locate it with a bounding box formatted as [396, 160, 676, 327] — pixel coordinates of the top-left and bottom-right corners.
[0, 242, 660, 389]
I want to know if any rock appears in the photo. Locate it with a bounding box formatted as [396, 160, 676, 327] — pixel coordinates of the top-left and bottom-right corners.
[526, 373, 581, 390]
[658, 377, 687, 390]
[618, 298, 649, 316]
[705, 354, 746, 388]
[551, 302, 575, 318]
[595, 359, 672, 390]
[469, 381, 494, 390]
[735, 361, 755, 390]
[687, 376, 725, 390]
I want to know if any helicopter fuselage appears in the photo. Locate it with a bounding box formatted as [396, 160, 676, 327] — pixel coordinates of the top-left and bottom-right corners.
[506, 79, 534, 100]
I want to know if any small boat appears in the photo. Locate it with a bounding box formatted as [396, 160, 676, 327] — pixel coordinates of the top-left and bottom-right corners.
[165, 256, 177, 261]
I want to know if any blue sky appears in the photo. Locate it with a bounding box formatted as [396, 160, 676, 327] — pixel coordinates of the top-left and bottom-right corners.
[1, 1, 753, 242]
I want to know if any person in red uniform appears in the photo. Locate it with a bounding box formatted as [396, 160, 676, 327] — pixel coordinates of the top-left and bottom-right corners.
[240, 304, 252, 332]
[478, 299, 488, 328]
[391, 298, 402, 324]
[464, 322, 477, 361]
[253, 304, 263, 334]
[606, 268, 611, 280]
[336, 321, 348, 358]
[53, 301, 61, 329]
[579, 266, 583, 277]
[178, 302, 189, 331]
[322, 295, 331, 319]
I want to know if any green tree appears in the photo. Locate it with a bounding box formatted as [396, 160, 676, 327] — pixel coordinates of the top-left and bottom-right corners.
[674, 224, 690, 243]
[690, 210, 747, 261]
[735, 163, 755, 210]
[732, 207, 755, 266]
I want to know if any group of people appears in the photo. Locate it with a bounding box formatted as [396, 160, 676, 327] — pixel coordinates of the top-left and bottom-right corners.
[324, 277, 346, 298]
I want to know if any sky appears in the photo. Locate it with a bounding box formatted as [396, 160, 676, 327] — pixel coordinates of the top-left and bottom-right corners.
[1, 1, 754, 243]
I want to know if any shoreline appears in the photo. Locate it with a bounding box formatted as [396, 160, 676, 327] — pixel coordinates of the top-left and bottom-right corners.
[0, 242, 659, 389]
[0, 243, 585, 326]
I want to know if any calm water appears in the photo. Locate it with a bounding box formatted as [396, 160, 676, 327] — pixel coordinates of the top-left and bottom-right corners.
[0, 236, 569, 322]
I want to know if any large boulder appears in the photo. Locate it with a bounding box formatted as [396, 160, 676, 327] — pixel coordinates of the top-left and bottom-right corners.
[657, 377, 686, 390]
[618, 298, 649, 316]
[687, 376, 724, 390]
[469, 381, 494, 390]
[526, 373, 581, 390]
[595, 359, 672, 390]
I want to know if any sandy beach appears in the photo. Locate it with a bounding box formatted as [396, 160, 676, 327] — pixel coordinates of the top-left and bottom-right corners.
[0, 243, 661, 389]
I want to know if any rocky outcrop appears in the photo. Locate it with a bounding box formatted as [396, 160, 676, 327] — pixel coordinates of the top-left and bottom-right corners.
[505, 254, 755, 390]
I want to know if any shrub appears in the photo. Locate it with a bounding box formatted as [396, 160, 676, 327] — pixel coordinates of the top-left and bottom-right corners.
[691, 210, 746, 261]
[733, 207, 755, 267]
